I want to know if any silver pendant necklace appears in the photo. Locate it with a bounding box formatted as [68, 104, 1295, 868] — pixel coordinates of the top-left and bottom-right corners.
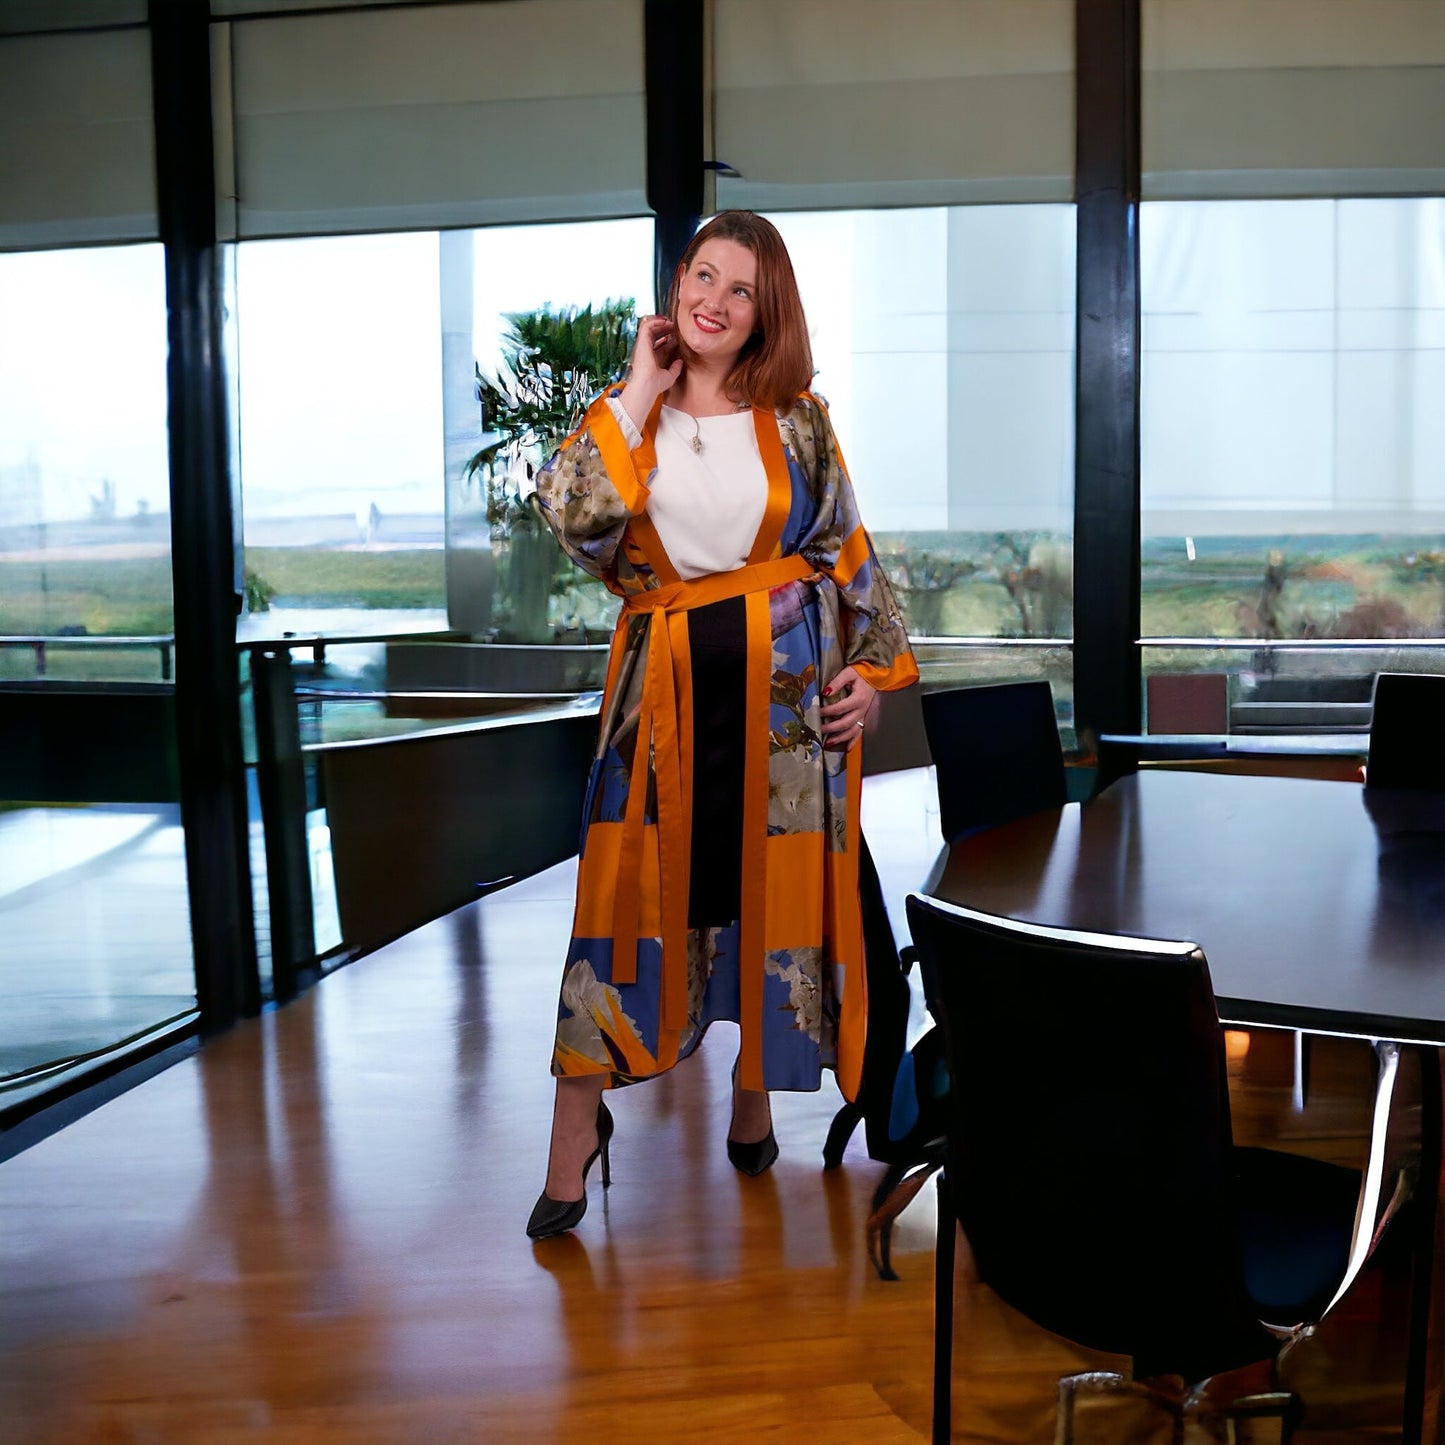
[687, 400, 749, 455]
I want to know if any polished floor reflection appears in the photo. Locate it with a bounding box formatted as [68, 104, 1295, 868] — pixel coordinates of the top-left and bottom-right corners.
[0, 789, 343, 1108]
[0, 772, 1423, 1442]
[0, 803, 194, 1100]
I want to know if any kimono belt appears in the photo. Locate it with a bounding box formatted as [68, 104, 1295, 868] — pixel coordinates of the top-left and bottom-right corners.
[609, 553, 817, 1069]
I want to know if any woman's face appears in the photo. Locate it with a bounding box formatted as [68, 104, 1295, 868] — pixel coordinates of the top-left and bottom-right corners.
[674, 238, 759, 369]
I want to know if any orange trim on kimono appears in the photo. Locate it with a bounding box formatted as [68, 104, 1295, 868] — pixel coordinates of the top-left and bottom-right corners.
[575, 823, 661, 939]
[829, 524, 872, 588]
[609, 684, 655, 981]
[608, 554, 816, 1046]
[737, 588, 773, 1094]
[763, 831, 825, 948]
[748, 405, 796, 564]
[673, 613, 695, 957]
[852, 652, 921, 694]
[567, 388, 662, 518]
[831, 755, 868, 1102]
[622, 507, 681, 586]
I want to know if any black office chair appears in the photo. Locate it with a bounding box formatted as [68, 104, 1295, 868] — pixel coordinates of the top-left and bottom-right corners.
[1095, 732, 1231, 792]
[1366, 672, 1445, 791]
[904, 893, 1405, 1445]
[820, 834, 922, 1178]
[919, 681, 1067, 843]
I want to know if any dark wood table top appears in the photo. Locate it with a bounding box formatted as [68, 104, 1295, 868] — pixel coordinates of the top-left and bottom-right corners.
[926, 769, 1445, 1044]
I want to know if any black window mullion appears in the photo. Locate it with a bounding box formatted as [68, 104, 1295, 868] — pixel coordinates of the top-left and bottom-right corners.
[645, 0, 704, 310]
[149, 0, 259, 1029]
[1073, 0, 1142, 747]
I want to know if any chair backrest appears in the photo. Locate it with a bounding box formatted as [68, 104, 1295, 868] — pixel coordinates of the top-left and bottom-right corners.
[1366, 672, 1445, 791]
[905, 892, 1275, 1382]
[1146, 672, 1229, 735]
[852, 831, 915, 1160]
[920, 681, 1067, 842]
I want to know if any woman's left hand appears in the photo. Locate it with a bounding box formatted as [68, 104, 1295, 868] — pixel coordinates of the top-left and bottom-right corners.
[819, 666, 878, 749]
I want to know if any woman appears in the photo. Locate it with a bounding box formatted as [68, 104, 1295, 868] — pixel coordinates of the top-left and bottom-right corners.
[527, 211, 917, 1239]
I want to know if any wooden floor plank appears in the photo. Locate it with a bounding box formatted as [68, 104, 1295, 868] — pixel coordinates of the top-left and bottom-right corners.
[0, 811, 1421, 1442]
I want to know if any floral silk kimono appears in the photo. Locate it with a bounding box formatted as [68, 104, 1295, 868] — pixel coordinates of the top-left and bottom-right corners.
[535, 385, 917, 1100]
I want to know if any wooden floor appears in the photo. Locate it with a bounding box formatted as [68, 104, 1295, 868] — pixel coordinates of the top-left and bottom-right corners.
[0, 771, 1429, 1442]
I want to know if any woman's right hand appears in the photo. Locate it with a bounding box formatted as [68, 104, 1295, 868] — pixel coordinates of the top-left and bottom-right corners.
[620, 315, 683, 431]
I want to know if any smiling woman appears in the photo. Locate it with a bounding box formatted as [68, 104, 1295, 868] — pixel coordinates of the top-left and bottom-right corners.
[524, 211, 919, 1241]
[673, 238, 757, 368]
[661, 211, 815, 417]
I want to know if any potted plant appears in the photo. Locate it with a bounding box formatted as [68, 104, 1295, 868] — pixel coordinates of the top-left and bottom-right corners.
[466, 301, 637, 644]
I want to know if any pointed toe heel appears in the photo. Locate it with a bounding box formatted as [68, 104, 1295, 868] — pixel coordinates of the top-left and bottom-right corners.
[728, 1060, 777, 1176]
[526, 1099, 614, 1240]
[726, 1129, 779, 1177]
[526, 1190, 588, 1239]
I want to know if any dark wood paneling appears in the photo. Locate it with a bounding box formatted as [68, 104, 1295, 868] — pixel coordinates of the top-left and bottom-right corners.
[0, 685, 179, 803]
[320, 712, 596, 956]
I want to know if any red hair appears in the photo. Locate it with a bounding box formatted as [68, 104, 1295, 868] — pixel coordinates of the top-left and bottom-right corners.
[666, 211, 814, 412]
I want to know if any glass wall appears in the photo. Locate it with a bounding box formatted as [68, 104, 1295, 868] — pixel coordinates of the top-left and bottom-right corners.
[229, 219, 655, 969]
[233, 231, 448, 642]
[768, 205, 1077, 730]
[457, 204, 1078, 667]
[0, 241, 196, 1109]
[1138, 0, 1445, 735]
[1139, 196, 1445, 730]
[231, 218, 657, 654]
[459, 217, 655, 644]
[230, 232, 450, 978]
[713, 2, 1078, 734]
[0, 245, 172, 672]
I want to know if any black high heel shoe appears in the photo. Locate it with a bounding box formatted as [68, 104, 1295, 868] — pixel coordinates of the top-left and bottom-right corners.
[728, 1062, 779, 1177]
[526, 1098, 613, 1240]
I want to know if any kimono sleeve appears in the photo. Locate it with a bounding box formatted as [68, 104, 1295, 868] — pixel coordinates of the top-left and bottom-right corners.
[794, 394, 918, 693]
[535, 385, 657, 581]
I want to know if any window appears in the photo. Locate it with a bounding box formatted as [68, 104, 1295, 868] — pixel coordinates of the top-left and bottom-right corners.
[1139, 0, 1445, 735]
[0, 241, 194, 1108]
[0, 243, 171, 672]
[769, 205, 1077, 728]
[233, 231, 447, 638]
[453, 218, 654, 642]
[1140, 198, 1445, 730]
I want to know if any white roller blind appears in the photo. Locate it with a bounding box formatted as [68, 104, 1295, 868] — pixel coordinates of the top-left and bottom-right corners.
[1144, 0, 1445, 199]
[0, 1, 145, 33]
[713, 0, 1074, 211]
[224, 0, 647, 239]
[211, 1, 438, 12]
[0, 27, 157, 249]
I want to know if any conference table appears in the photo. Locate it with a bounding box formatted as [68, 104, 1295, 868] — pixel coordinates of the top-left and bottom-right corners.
[923, 767, 1445, 1441]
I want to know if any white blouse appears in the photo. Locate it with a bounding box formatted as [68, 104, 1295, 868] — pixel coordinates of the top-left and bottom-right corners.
[607, 397, 768, 581]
